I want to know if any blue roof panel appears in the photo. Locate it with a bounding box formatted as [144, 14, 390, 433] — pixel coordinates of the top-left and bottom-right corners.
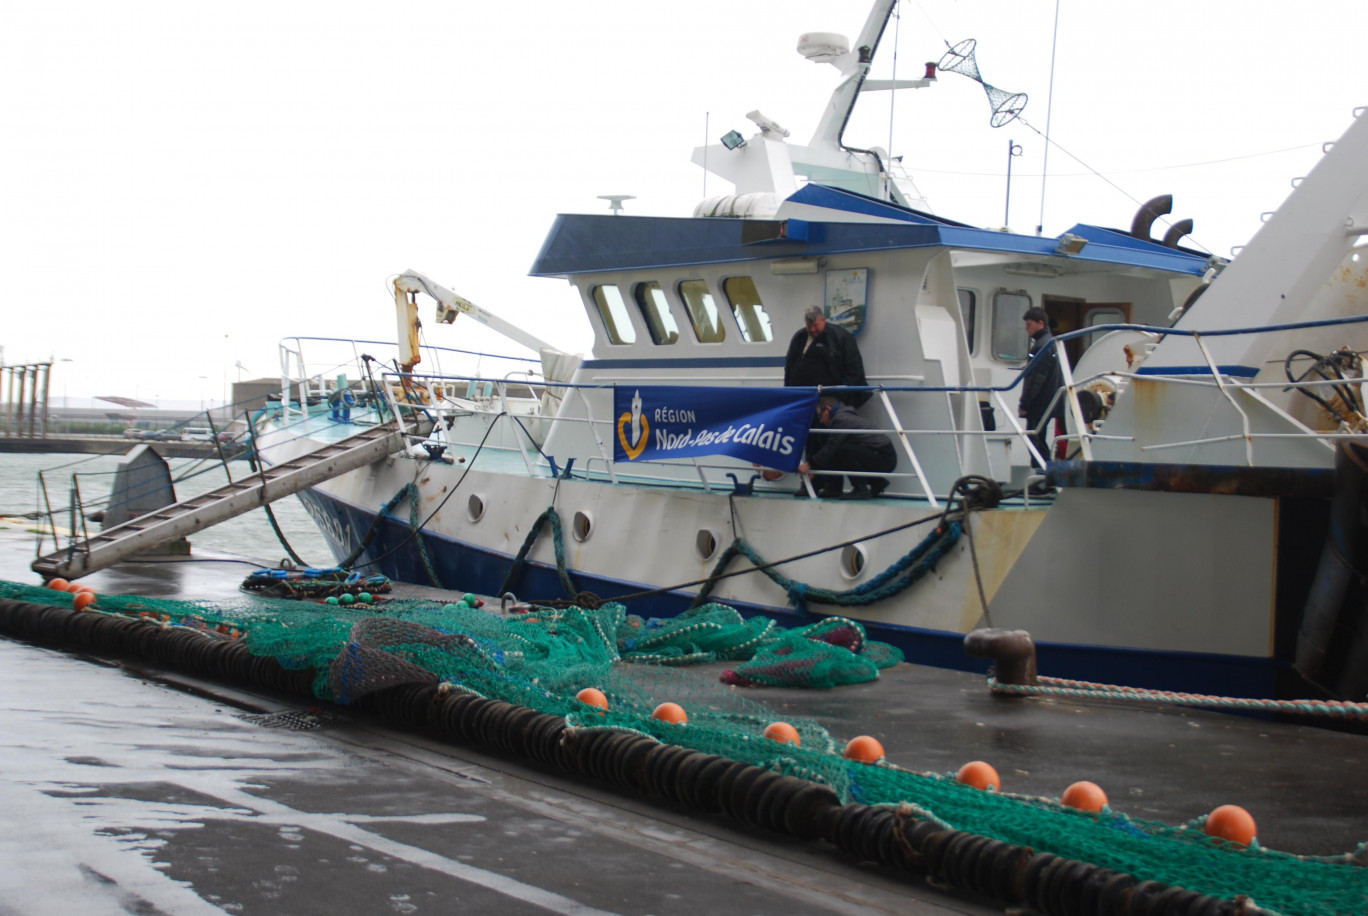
[528, 185, 1210, 277]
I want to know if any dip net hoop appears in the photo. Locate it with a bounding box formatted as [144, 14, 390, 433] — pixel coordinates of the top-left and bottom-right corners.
[937, 38, 1028, 128]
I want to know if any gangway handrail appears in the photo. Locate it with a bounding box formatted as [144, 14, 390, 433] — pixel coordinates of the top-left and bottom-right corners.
[32, 419, 406, 581]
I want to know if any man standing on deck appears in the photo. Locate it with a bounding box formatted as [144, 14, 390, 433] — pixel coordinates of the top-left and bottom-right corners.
[785, 305, 872, 496]
[1018, 307, 1064, 469]
[784, 306, 869, 406]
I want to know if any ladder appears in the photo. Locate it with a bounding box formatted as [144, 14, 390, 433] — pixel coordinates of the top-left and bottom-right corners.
[32, 420, 406, 580]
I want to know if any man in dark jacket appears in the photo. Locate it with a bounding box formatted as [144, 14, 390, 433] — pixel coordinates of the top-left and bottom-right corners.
[798, 396, 896, 499]
[784, 306, 869, 406]
[1017, 307, 1064, 468]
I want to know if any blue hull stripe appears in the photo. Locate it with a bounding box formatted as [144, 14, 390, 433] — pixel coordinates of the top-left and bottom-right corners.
[1135, 365, 1259, 378]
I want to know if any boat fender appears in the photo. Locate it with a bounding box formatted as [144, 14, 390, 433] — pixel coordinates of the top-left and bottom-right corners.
[963, 628, 1037, 688]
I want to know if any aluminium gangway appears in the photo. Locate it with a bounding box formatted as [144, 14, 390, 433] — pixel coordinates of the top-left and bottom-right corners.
[32, 419, 405, 581]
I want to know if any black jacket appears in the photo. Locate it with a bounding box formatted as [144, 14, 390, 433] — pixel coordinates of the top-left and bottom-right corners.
[783, 322, 870, 406]
[810, 403, 892, 467]
[1018, 328, 1064, 425]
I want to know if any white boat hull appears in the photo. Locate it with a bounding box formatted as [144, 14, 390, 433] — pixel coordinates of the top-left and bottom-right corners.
[266, 415, 1287, 697]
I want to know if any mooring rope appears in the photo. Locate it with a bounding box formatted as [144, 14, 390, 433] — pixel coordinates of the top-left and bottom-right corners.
[989, 675, 1368, 719]
[339, 482, 442, 587]
[499, 506, 578, 601]
[694, 521, 963, 613]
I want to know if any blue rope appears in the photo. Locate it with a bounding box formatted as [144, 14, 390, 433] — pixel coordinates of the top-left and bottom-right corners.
[694, 521, 962, 612]
[341, 483, 441, 587]
[499, 506, 578, 600]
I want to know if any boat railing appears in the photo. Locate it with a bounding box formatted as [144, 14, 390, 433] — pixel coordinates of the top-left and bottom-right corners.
[275, 335, 540, 424]
[277, 315, 1368, 497]
[1041, 313, 1368, 466]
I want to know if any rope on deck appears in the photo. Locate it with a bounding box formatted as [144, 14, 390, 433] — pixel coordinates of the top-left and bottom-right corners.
[989, 676, 1368, 719]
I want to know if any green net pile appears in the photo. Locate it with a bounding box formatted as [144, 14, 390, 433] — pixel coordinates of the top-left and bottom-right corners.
[3, 579, 1365, 916]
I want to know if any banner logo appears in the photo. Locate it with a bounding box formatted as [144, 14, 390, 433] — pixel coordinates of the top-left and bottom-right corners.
[616, 390, 650, 460]
[612, 385, 818, 472]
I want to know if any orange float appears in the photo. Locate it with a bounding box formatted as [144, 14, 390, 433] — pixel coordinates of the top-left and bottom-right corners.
[842, 735, 885, 763]
[651, 702, 688, 724]
[956, 760, 1001, 791]
[762, 721, 800, 746]
[1061, 780, 1108, 812]
[72, 592, 96, 611]
[64, 582, 84, 593]
[46, 578, 69, 591]
[1205, 805, 1257, 847]
[575, 687, 608, 710]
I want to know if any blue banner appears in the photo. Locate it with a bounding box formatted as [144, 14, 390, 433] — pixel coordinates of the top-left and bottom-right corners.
[613, 385, 818, 472]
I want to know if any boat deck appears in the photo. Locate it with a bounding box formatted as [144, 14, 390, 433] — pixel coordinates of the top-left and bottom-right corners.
[0, 524, 1362, 915]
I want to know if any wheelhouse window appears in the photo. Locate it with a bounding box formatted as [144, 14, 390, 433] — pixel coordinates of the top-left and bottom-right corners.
[592, 285, 636, 345]
[722, 277, 773, 343]
[991, 290, 1033, 361]
[957, 288, 977, 354]
[679, 279, 726, 343]
[633, 282, 679, 345]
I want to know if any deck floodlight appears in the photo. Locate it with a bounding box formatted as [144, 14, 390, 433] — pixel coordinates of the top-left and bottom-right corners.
[721, 130, 746, 151]
[771, 258, 820, 275]
[1054, 233, 1088, 256]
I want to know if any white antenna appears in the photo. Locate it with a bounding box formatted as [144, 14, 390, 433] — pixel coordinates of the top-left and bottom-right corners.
[597, 195, 636, 214]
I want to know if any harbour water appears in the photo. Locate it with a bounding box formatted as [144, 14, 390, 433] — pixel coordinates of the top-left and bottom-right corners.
[0, 450, 332, 581]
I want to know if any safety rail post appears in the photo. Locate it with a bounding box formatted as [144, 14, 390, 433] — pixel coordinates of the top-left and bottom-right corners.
[944, 391, 966, 468]
[690, 458, 714, 492]
[379, 371, 414, 442]
[496, 381, 537, 477]
[1190, 332, 1254, 466]
[204, 411, 234, 484]
[877, 388, 938, 508]
[71, 475, 92, 561]
[580, 387, 617, 484]
[1054, 337, 1094, 462]
[246, 409, 272, 496]
[34, 469, 58, 558]
[278, 339, 299, 423]
[990, 390, 1046, 469]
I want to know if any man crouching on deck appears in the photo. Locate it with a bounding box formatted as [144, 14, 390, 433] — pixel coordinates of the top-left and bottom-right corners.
[797, 396, 896, 499]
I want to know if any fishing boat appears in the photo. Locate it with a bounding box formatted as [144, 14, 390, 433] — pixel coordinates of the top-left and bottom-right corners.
[253, 0, 1368, 701]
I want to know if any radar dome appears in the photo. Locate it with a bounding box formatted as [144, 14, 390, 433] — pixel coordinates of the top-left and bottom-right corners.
[797, 32, 848, 63]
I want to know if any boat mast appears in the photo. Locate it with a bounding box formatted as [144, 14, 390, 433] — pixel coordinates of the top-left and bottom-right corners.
[808, 0, 898, 153]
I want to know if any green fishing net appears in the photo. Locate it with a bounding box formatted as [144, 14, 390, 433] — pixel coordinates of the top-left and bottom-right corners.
[2, 578, 1365, 916]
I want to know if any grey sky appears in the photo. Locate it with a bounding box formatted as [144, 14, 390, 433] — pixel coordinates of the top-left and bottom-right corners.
[2, 1, 1363, 406]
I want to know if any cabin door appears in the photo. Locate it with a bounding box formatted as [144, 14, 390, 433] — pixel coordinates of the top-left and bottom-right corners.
[1042, 297, 1131, 367]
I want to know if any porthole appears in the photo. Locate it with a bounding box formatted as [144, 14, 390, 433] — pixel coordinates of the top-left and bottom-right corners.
[840, 544, 867, 580]
[572, 510, 593, 542]
[696, 529, 718, 560]
[467, 494, 485, 522]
